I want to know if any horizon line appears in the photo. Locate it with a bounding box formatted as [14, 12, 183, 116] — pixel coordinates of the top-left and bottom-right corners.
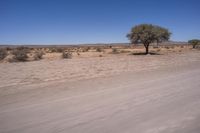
[0, 40, 188, 46]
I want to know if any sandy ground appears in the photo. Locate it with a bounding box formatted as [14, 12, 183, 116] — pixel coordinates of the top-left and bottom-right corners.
[0, 50, 200, 133]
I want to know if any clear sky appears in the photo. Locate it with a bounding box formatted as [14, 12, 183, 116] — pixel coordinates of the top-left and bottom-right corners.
[0, 0, 200, 44]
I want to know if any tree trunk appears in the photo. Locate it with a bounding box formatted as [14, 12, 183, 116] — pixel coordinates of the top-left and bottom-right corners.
[144, 44, 149, 55]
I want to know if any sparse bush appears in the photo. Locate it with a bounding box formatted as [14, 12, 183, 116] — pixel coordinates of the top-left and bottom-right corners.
[157, 49, 161, 52]
[153, 46, 159, 49]
[0, 49, 8, 60]
[49, 48, 57, 53]
[195, 44, 200, 49]
[99, 54, 103, 57]
[16, 46, 30, 51]
[165, 46, 170, 49]
[34, 51, 44, 60]
[62, 51, 72, 59]
[57, 48, 64, 53]
[112, 48, 119, 54]
[84, 47, 90, 52]
[5, 47, 12, 51]
[120, 50, 130, 53]
[12, 49, 28, 61]
[96, 48, 103, 52]
[76, 52, 80, 56]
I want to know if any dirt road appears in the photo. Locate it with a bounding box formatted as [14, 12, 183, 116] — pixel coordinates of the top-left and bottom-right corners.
[0, 56, 200, 133]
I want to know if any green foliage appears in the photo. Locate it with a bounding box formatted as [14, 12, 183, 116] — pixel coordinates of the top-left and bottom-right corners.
[154, 26, 171, 43]
[188, 39, 200, 48]
[127, 24, 171, 54]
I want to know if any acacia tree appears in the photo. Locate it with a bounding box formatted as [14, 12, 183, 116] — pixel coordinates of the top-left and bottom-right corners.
[127, 24, 171, 54]
[188, 39, 200, 48]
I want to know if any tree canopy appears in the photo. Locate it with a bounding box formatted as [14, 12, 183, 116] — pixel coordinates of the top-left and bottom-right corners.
[127, 24, 171, 54]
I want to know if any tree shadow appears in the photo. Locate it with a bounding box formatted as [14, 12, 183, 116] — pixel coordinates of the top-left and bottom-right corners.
[131, 52, 162, 55]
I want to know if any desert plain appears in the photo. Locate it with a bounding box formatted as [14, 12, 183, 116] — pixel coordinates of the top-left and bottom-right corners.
[0, 45, 200, 133]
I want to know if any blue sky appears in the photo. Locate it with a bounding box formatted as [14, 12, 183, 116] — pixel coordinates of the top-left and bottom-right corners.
[0, 0, 200, 44]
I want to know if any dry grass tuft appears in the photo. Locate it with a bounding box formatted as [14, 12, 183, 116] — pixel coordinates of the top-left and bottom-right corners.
[34, 51, 44, 60]
[96, 48, 103, 52]
[112, 48, 119, 54]
[62, 51, 72, 59]
[11, 47, 29, 62]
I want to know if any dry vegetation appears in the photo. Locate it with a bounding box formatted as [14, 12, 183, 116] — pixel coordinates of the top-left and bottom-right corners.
[0, 48, 7, 60]
[62, 51, 72, 59]
[0, 43, 199, 63]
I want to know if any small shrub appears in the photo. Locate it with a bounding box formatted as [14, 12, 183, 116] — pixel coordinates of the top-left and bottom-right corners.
[157, 49, 161, 52]
[195, 44, 200, 49]
[34, 51, 44, 60]
[99, 54, 103, 57]
[112, 48, 119, 54]
[5, 47, 12, 51]
[49, 48, 57, 53]
[96, 48, 103, 52]
[62, 51, 72, 59]
[84, 47, 90, 52]
[12, 49, 28, 61]
[29, 47, 34, 51]
[120, 50, 130, 53]
[56, 48, 64, 53]
[76, 52, 80, 56]
[16, 46, 30, 51]
[0, 49, 8, 60]
[165, 46, 170, 49]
